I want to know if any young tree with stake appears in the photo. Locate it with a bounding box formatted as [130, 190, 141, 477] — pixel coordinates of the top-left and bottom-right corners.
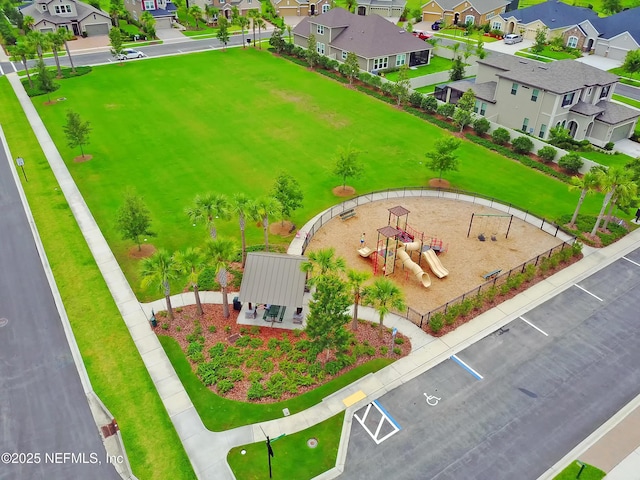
[63, 110, 92, 158]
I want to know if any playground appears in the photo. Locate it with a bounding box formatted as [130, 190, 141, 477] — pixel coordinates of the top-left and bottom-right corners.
[305, 197, 565, 314]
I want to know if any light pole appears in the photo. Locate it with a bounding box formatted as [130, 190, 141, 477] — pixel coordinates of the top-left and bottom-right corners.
[16, 157, 28, 182]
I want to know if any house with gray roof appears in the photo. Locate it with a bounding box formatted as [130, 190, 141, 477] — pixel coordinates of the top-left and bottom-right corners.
[20, 0, 111, 36]
[355, 0, 406, 18]
[125, 0, 177, 29]
[293, 7, 432, 72]
[420, 0, 510, 26]
[437, 54, 639, 147]
[590, 6, 640, 61]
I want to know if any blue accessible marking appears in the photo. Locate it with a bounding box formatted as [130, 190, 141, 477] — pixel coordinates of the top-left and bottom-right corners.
[373, 399, 402, 430]
[450, 354, 484, 380]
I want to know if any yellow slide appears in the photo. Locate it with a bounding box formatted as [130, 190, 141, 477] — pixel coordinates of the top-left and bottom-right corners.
[422, 249, 449, 279]
[396, 248, 431, 288]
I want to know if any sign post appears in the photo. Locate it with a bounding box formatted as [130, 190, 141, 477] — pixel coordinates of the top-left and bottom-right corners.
[389, 327, 397, 356]
[16, 157, 27, 182]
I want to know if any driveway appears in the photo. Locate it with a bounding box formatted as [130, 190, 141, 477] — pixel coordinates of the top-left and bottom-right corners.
[483, 38, 533, 54]
[155, 27, 188, 41]
[575, 54, 621, 71]
[614, 138, 640, 157]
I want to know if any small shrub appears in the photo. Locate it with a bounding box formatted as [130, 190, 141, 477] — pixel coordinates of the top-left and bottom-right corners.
[249, 338, 263, 349]
[197, 267, 219, 291]
[472, 294, 484, 311]
[512, 136, 534, 154]
[217, 379, 235, 394]
[421, 95, 438, 113]
[473, 117, 491, 136]
[524, 264, 536, 282]
[409, 91, 424, 108]
[572, 241, 583, 257]
[175, 307, 182, 313]
[209, 342, 225, 358]
[247, 381, 266, 400]
[208, 325, 217, 333]
[267, 338, 279, 350]
[250, 326, 260, 335]
[539, 257, 552, 274]
[175, 326, 182, 332]
[604, 141, 614, 151]
[157, 311, 167, 318]
[558, 153, 584, 173]
[248, 371, 263, 383]
[506, 273, 524, 290]
[224, 325, 231, 334]
[235, 336, 251, 347]
[445, 305, 460, 325]
[161, 323, 169, 330]
[549, 252, 561, 269]
[260, 360, 275, 373]
[324, 361, 341, 376]
[394, 337, 405, 345]
[484, 286, 498, 303]
[458, 298, 474, 316]
[293, 329, 303, 337]
[491, 127, 511, 146]
[393, 347, 402, 355]
[429, 312, 444, 333]
[437, 102, 455, 118]
[379, 345, 389, 355]
[499, 282, 511, 295]
[230, 369, 244, 382]
[537, 146, 557, 163]
[240, 327, 249, 334]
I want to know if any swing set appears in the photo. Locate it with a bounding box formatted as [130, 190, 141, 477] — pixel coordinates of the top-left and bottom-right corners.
[466, 213, 513, 242]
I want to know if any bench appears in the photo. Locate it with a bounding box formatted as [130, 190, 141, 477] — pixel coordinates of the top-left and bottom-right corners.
[483, 269, 501, 280]
[339, 209, 356, 221]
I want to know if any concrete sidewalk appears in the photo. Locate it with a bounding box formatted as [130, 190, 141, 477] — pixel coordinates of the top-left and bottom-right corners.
[8, 65, 640, 480]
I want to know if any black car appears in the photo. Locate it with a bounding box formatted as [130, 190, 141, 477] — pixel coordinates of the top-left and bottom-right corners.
[431, 21, 442, 31]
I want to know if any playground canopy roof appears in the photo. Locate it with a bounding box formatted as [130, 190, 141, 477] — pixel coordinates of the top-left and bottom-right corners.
[238, 252, 308, 307]
[388, 205, 410, 216]
[377, 226, 402, 238]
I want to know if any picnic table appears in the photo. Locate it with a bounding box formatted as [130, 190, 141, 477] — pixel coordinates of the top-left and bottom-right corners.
[267, 305, 281, 320]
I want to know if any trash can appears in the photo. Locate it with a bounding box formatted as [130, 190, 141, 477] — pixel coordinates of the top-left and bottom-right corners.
[233, 296, 242, 311]
[149, 313, 157, 328]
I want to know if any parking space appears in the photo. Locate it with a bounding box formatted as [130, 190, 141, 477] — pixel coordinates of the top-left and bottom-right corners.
[353, 400, 401, 445]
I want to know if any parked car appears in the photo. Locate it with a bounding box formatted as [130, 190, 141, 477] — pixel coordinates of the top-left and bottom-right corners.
[431, 21, 442, 31]
[503, 33, 523, 45]
[116, 48, 146, 60]
[412, 30, 432, 40]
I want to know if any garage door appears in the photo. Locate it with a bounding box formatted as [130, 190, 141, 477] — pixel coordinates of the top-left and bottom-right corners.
[610, 123, 632, 143]
[422, 12, 441, 23]
[607, 46, 628, 61]
[84, 23, 110, 36]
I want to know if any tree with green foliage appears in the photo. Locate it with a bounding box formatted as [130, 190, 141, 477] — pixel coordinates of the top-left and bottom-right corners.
[109, 27, 124, 61]
[347, 269, 371, 331]
[621, 49, 640, 78]
[363, 277, 406, 338]
[22, 15, 35, 31]
[217, 16, 230, 50]
[173, 0, 188, 24]
[204, 4, 218, 24]
[302, 247, 346, 283]
[205, 237, 237, 318]
[437, 102, 455, 118]
[394, 64, 411, 106]
[532, 27, 547, 54]
[590, 166, 634, 236]
[333, 143, 363, 191]
[272, 173, 304, 226]
[141, 11, 156, 38]
[174, 247, 207, 316]
[512, 136, 534, 154]
[58, 29, 77, 74]
[345, 0, 356, 12]
[35, 59, 57, 102]
[558, 152, 584, 174]
[453, 107, 473, 133]
[537, 145, 557, 163]
[602, 173, 637, 231]
[46, 31, 64, 78]
[8, 40, 35, 89]
[109, 0, 122, 28]
[230, 193, 252, 267]
[237, 15, 250, 48]
[116, 190, 155, 251]
[491, 127, 510, 145]
[248, 9, 259, 46]
[421, 95, 438, 112]
[449, 55, 466, 81]
[453, 88, 475, 132]
[425, 136, 461, 180]
[189, 5, 203, 28]
[343, 51, 360, 85]
[568, 171, 600, 228]
[63, 110, 92, 158]
[306, 274, 353, 360]
[472, 117, 490, 136]
[269, 25, 286, 53]
[140, 250, 180, 320]
[249, 196, 280, 252]
[230, 5, 240, 24]
[306, 33, 320, 68]
[256, 17, 266, 49]
[602, 0, 623, 14]
[185, 192, 230, 239]
[28, 31, 50, 62]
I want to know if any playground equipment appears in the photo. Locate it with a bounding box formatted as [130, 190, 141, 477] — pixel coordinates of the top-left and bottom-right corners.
[422, 249, 449, 278]
[358, 246, 374, 258]
[467, 213, 514, 241]
[396, 247, 431, 288]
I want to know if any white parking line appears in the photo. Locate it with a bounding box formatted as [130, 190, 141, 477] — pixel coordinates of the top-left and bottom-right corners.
[519, 316, 548, 336]
[0, 65, 4, 75]
[450, 354, 483, 380]
[574, 284, 603, 302]
[353, 400, 401, 445]
[623, 256, 640, 267]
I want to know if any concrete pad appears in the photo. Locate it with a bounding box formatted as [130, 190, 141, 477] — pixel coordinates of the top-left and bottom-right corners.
[163, 389, 194, 417]
[604, 449, 640, 480]
[220, 426, 253, 449]
[181, 431, 220, 474]
[128, 321, 154, 342]
[300, 402, 335, 426]
[171, 408, 207, 441]
[201, 458, 236, 480]
[155, 374, 186, 400]
[142, 349, 177, 384]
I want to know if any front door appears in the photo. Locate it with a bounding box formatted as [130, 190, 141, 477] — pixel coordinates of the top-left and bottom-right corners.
[357, 5, 366, 15]
[72, 22, 80, 36]
[310, 3, 315, 15]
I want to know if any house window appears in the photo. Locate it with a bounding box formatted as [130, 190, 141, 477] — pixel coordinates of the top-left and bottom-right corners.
[511, 83, 518, 95]
[567, 36, 578, 48]
[600, 85, 611, 99]
[539, 124, 547, 138]
[317, 24, 324, 35]
[522, 117, 529, 131]
[465, 15, 474, 24]
[373, 57, 388, 70]
[531, 89, 539, 102]
[317, 42, 325, 54]
[474, 100, 480, 113]
[562, 92, 575, 107]
[341, 50, 347, 60]
[492, 21, 501, 30]
[54, 4, 72, 13]
[248, 0, 252, 3]
[322, 3, 330, 12]
[396, 53, 406, 67]
[143, 0, 155, 9]
[480, 102, 486, 115]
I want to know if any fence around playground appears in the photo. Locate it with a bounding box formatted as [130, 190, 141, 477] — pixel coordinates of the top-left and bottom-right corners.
[293, 186, 576, 332]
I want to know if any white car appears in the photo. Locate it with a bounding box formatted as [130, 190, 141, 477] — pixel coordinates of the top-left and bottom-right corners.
[504, 34, 523, 45]
[116, 48, 146, 60]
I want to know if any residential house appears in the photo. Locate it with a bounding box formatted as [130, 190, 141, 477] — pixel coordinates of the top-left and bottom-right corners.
[590, 6, 640, 61]
[355, 0, 406, 18]
[437, 54, 639, 147]
[272, 0, 330, 17]
[125, 0, 177, 29]
[420, 0, 510, 26]
[293, 8, 432, 72]
[191, 0, 260, 18]
[20, 0, 111, 36]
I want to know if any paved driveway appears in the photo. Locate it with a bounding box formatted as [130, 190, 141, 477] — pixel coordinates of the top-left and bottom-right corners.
[341, 252, 640, 480]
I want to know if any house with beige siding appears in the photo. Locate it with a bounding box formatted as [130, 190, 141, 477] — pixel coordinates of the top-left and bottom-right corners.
[125, 0, 177, 29]
[355, 0, 406, 18]
[20, 0, 111, 36]
[437, 54, 639, 147]
[293, 8, 432, 72]
[272, 0, 330, 17]
[420, 0, 510, 26]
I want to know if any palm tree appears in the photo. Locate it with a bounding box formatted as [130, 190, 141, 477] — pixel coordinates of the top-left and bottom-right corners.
[204, 4, 219, 24]
[58, 29, 77, 74]
[23, 15, 35, 32]
[363, 277, 406, 338]
[189, 5, 203, 29]
[141, 11, 156, 38]
[286, 24, 292, 44]
[602, 174, 637, 231]
[256, 18, 266, 49]
[140, 249, 181, 321]
[8, 41, 36, 89]
[186, 193, 229, 239]
[231, 193, 252, 267]
[174, 247, 207, 316]
[589, 166, 630, 237]
[249, 197, 280, 252]
[109, 2, 121, 27]
[237, 15, 250, 48]
[248, 10, 258, 46]
[347, 269, 371, 331]
[568, 171, 600, 228]
[28, 31, 50, 62]
[230, 5, 240, 24]
[205, 238, 237, 318]
[301, 247, 346, 284]
[47, 31, 64, 78]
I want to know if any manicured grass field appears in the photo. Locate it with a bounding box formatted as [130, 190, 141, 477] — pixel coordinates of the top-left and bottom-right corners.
[578, 149, 635, 168]
[160, 335, 393, 430]
[32, 48, 603, 299]
[553, 461, 606, 480]
[435, 28, 498, 43]
[384, 55, 452, 80]
[227, 412, 344, 480]
[0, 77, 195, 479]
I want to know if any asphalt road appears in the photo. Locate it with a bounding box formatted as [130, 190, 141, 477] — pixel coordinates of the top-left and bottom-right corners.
[0, 145, 119, 478]
[342, 251, 640, 480]
[614, 83, 640, 101]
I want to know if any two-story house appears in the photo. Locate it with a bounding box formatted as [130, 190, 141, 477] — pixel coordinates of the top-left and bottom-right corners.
[272, 0, 331, 17]
[355, 0, 406, 18]
[20, 0, 111, 36]
[188, 0, 259, 19]
[125, 0, 177, 29]
[420, 0, 510, 26]
[293, 8, 432, 72]
[437, 54, 639, 147]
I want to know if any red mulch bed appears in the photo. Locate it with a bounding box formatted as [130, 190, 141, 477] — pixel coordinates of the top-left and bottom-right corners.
[153, 303, 411, 403]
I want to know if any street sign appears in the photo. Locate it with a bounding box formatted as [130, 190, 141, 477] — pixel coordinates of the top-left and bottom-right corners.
[16, 157, 24, 166]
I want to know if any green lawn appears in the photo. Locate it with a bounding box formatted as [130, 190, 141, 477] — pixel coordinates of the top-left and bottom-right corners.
[228, 412, 344, 480]
[160, 335, 393, 430]
[516, 50, 554, 63]
[553, 461, 606, 480]
[119, 20, 142, 36]
[385, 55, 453, 80]
[0, 77, 195, 479]
[516, 46, 579, 61]
[517, 0, 637, 15]
[31, 48, 604, 300]
[578, 149, 635, 168]
[435, 28, 499, 43]
[415, 84, 437, 94]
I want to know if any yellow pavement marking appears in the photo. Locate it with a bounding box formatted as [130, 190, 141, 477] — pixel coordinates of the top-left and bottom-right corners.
[343, 390, 366, 407]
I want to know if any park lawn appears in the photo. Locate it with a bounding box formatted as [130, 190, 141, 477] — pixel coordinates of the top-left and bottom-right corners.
[578, 149, 635, 168]
[160, 335, 392, 430]
[553, 462, 605, 480]
[0, 77, 196, 480]
[385, 55, 452, 81]
[227, 412, 344, 480]
[32, 48, 603, 299]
